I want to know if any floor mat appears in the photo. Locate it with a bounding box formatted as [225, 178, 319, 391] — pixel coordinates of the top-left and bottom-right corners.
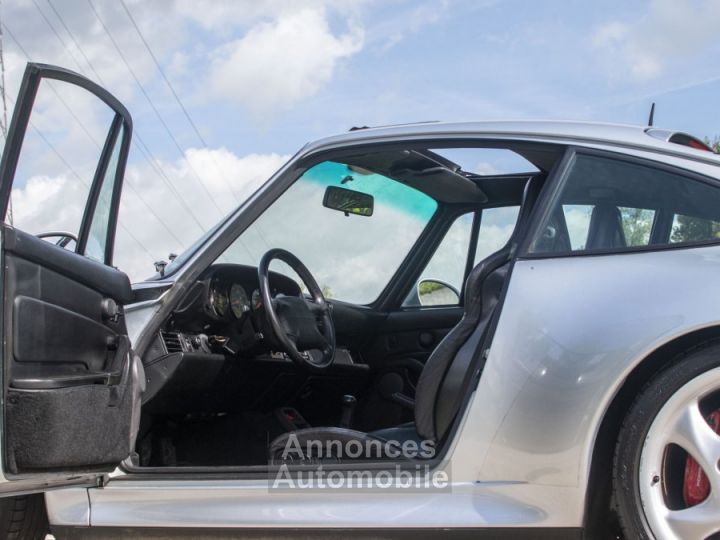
[147, 412, 283, 466]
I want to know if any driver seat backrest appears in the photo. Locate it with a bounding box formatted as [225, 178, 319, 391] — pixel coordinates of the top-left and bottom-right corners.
[413, 175, 545, 442]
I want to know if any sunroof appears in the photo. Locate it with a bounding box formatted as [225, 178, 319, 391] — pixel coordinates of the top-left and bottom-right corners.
[430, 148, 538, 176]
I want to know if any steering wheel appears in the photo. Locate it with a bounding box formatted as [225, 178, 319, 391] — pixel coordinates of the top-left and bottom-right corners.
[258, 248, 336, 371]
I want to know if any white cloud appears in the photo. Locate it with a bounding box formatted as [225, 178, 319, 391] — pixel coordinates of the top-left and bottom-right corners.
[174, 0, 367, 34]
[11, 147, 289, 282]
[11, 174, 86, 235]
[2, 0, 181, 102]
[207, 7, 363, 114]
[592, 0, 720, 82]
[4, 1, 366, 123]
[117, 148, 289, 280]
[474, 161, 500, 176]
[377, 0, 451, 51]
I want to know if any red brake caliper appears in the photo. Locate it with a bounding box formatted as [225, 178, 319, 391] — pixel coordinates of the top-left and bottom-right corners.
[683, 410, 720, 507]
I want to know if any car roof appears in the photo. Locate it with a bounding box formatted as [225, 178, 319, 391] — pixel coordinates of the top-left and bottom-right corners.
[304, 120, 720, 166]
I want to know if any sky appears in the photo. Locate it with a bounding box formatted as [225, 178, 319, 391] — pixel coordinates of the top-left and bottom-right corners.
[2, 0, 720, 283]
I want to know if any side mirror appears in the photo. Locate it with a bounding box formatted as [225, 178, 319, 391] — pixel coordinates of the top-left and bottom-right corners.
[323, 186, 374, 217]
[417, 279, 460, 307]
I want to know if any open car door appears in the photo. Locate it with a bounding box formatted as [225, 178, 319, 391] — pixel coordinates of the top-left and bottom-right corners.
[0, 63, 143, 495]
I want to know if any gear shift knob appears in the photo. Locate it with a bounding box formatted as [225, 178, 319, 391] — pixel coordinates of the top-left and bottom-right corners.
[340, 394, 357, 428]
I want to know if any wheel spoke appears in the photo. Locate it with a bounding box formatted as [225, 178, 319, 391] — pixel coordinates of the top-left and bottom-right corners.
[304, 298, 327, 315]
[668, 401, 720, 489]
[666, 498, 720, 540]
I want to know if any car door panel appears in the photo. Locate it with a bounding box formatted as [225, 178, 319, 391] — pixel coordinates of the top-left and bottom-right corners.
[0, 63, 141, 491]
[2, 227, 141, 474]
[362, 307, 463, 367]
[4, 225, 133, 303]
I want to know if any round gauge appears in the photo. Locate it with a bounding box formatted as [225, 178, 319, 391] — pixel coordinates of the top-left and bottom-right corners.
[230, 283, 249, 318]
[252, 289, 262, 310]
[210, 281, 228, 316]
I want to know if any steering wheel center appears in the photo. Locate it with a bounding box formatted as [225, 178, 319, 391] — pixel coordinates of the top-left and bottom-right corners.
[258, 248, 336, 370]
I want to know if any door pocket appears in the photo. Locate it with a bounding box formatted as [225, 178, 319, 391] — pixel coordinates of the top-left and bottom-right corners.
[5, 344, 137, 474]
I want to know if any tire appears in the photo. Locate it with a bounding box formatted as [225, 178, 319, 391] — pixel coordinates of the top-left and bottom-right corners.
[613, 341, 720, 540]
[0, 494, 49, 540]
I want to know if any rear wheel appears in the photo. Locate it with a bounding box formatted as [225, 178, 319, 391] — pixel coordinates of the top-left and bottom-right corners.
[0, 494, 48, 540]
[614, 343, 720, 539]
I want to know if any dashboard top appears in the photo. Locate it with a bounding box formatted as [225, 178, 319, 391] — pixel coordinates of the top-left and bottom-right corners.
[169, 263, 302, 331]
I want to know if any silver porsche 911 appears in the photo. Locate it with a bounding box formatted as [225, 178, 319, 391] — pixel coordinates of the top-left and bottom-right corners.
[0, 63, 719, 540]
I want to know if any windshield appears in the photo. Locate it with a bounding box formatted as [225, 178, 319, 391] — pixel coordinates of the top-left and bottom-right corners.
[217, 160, 437, 304]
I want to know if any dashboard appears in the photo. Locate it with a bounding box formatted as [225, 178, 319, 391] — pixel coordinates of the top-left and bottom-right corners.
[166, 263, 302, 346]
[144, 263, 368, 412]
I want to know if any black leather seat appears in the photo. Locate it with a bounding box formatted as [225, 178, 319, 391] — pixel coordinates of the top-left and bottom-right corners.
[269, 176, 544, 463]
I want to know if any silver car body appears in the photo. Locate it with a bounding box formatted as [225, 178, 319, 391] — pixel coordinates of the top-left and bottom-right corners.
[42, 120, 720, 530]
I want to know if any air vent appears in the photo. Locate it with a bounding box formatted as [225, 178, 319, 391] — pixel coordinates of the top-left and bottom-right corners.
[161, 332, 184, 354]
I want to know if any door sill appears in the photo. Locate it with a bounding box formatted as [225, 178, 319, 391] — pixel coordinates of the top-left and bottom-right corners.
[120, 457, 444, 481]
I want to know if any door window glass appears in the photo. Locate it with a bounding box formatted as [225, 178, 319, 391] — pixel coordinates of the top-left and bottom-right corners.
[403, 205, 521, 307]
[474, 206, 520, 264]
[9, 79, 114, 245]
[85, 127, 123, 263]
[403, 212, 473, 307]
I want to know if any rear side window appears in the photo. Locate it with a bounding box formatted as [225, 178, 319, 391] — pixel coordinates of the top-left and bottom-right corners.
[560, 204, 656, 250]
[670, 214, 720, 243]
[529, 153, 720, 254]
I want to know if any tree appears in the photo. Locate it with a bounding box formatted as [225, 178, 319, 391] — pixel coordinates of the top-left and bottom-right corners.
[620, 207, 653, 246]
[671, 215, 720, 243]
[704, 136, 720, 153]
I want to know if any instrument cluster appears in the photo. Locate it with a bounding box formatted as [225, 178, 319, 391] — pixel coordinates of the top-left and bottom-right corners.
[209, 278, 252, 319]
[203, 264, 300, 324]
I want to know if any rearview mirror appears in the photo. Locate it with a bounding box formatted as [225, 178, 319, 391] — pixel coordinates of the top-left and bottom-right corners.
[417, 279, 460, 306]
[323, 186, 374, 217]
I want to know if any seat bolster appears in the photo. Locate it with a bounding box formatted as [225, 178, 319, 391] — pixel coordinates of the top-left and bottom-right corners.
[414, 247, 511, 441]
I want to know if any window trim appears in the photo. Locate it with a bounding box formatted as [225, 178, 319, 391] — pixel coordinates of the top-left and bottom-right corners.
[518, 146, 720, 259]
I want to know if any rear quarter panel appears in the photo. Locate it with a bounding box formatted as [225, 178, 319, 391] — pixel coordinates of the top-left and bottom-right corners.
[473, 247, 720, 486]
[447, 147, 720, 525]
